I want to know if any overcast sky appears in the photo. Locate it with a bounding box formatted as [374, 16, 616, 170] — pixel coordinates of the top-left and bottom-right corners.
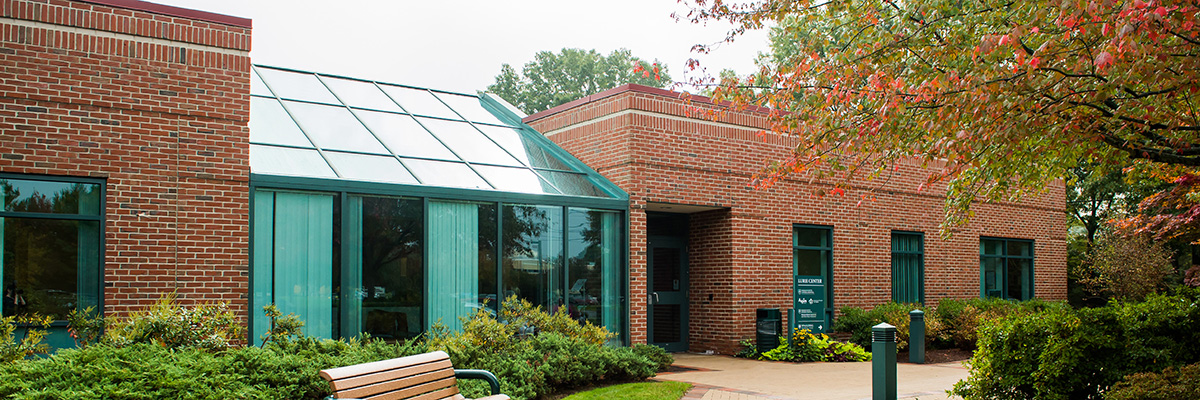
[150, 0, 770, 94]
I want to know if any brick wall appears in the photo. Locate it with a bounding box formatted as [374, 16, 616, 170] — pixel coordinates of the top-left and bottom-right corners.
[527, 85, 1068, 354]
[0, 0, 252, 316]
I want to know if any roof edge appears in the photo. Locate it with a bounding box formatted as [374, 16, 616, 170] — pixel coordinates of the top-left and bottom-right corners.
[80, 0, 252, 28]
[523, 83, 773, 124]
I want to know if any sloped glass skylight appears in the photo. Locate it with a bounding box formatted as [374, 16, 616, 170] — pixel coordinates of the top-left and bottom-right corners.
[248, 65, 618, 199]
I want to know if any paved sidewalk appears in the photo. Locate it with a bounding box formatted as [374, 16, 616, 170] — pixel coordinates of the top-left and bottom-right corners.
[658, 353, 969, 400]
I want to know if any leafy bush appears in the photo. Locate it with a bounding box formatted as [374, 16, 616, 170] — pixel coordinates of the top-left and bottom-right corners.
[1105, 363, 1200, 400]
[752, 329, 869, 363]
[833, 302, 938, 351]
[933, 297, 1067, 350]
[950, 291, 1200, 400]
[632, 343, 673, 372]
[0, 314, 52, 363]
[1081, 232, 1175, 301]
[104, 295, 243, 351]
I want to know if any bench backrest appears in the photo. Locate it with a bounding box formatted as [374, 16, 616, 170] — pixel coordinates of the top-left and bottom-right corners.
[320, 350, 462, 400]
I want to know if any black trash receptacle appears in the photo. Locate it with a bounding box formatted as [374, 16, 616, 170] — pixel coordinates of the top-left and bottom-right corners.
[756, 308, 782, 350]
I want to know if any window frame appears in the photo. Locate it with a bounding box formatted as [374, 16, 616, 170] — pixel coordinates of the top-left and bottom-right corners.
[890, 231, 925, 304]
[792, 224, 834, 332]
[0, 173, 106, 324]
[979, 237, 1035, 300]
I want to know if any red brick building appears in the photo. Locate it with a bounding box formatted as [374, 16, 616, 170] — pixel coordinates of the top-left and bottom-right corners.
[525, 85, 1067, 353]
[0, 0, 252, 346]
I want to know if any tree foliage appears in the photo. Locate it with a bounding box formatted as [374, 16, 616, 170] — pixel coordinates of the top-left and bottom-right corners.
[678, 0, 1200, 228]
[1082, 231, 1175, 300]
[488, 48, 670, 114]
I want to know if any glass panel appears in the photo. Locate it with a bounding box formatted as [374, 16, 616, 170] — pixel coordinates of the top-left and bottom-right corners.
[250, 69, 272, 97]
[320, 77, 404, 113]
[418, 118, 520, 166]
[435, 93, 506, 125]
[2, 218, 99, 318]
[353, 110, 457, 161]
[270, 192, 335, 339]
[982, 258, 1003, 298]
[324, 152, 418, 185]
[473, 165, 558, 194]
[1008, 241, 1032, 257]
[539, 171, 607, 197]
[427, 201, 496, 332]
[249, 97, 313, 147]
[354, 196, 423, 340]
[1007, 259, 1032, 300]
[477, 204, 499, 313]
[254, 68, 340, 104]
[794, 227, 829, 248]
[0, 179, 101, 215]
[477, 125, 572, 170]
[652, 247, 681, 292]
[981, 239, 1005, 255]
[249, 145, 336, 178]
[567, 210, 622, 341]
[502, 205, 564, 311]
[251, 190, 275, 341]
[399, 158, 490, 189]
[794, 248, 824, 276]
[379, 85, 458, 119]
[284, 101, 388, 154]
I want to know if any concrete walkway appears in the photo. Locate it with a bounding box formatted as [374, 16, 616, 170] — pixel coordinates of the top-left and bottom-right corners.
[657, 353, 969, 400]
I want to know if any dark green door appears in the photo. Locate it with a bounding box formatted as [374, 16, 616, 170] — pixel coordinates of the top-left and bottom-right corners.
[648, 235, 688, 352]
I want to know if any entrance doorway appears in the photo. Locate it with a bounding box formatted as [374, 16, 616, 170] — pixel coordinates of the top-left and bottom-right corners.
[647, 212, 688, 352]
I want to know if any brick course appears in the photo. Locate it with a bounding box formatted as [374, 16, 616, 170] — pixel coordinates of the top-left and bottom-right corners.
[0, 0, 251, 316]
[527, 85, 1068, 354]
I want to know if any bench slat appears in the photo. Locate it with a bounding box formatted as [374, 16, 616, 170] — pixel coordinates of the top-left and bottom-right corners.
[340, 369, 455, 399]
[321, 351, 452, 381]
[329, 359, 454, 392]
[404, 386, 462, 400]
[361, 376, 459, 400]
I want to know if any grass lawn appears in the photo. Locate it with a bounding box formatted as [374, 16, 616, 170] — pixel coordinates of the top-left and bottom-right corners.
[561, 381, 692, 400]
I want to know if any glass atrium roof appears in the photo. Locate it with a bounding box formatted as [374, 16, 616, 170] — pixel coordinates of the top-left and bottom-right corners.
[248, 65, 623, 200]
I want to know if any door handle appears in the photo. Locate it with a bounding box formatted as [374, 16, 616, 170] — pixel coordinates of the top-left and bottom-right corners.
[654, 292, 660, 303]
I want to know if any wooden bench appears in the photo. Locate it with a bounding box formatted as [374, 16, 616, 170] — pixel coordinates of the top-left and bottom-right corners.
[320, 350, 509, 400]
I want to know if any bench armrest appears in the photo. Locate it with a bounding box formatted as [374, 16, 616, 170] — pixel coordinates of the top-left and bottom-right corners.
[454, 369, 502, 395]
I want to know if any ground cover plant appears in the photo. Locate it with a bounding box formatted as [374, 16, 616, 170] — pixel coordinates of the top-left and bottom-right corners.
[0, 296, 668, 400]
[560, 381, 692, 400]
[736, 328, 870, 363]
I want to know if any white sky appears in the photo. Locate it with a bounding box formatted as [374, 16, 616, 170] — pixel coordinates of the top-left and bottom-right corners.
[149, 0, 769, 94]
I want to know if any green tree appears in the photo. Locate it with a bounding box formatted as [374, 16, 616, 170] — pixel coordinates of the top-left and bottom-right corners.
[488, 48, 671, 114]
[678, 0, 1200, 229]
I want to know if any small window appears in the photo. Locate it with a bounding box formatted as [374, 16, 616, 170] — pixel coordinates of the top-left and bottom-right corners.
[0, 175, 103, 320]
[980, 237, 1035, 300]
[891, 232, 924, 304]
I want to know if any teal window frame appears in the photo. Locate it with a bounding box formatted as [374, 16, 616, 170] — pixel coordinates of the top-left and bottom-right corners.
[792, 224, 833, 331]
[0, 173, 104, 346]
[890, 231, 924, 304]
[979, 237, 1035, 300]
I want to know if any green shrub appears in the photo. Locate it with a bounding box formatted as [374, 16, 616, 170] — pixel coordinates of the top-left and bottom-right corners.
[933, 297, 1067, 350]
[1105, 363, 1200, 400]
[631, 343, 673, 371]
[0, 314, 52, 363]
[734, 338, 758, 358]
[755, 329, 869, 363]
[104, 295, 243, 351]
[832, 302, 937, 351]
[950, 291, 1200, 400]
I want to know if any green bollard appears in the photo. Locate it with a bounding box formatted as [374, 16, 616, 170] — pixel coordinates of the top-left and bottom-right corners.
[872, 322, 897, 400]
[909, 310, 925, 364]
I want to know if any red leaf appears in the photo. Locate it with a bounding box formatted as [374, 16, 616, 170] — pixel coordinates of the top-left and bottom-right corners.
[1095, 51, 1114, 69]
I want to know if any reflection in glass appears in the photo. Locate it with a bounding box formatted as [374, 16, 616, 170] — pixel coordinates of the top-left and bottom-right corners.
[399, 158, 490, 189]
[347, 196, 423, 340]
[353, 110, 457, 161]
[567, 209, 621, 340]
[473, 165, 558, 194]
[0, 179, 101, 215]
[794, 227, 829, 248]
[1, 218, 99, 318]
[1007, 259, 1032, 300]
[419, 118, 520, 166]
[254, 68, 340, 104]
[793, 248, 824, 276]
[476, 125, 572, 170]
[379, 85, 457, 119]
[284, 101, 388, 154]
[324, 152, 417, 185]
[435, 93, 506, 125]
[321, 77, 404, 113]
[540, 171, 607, 197]
[502, 205, 564, 311]
[250, 145, 336, 178]
[249, 97, 313, 147]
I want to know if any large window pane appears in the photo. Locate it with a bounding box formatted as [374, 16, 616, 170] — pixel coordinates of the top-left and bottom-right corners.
[324, 152, 418, 185]
[540, 171, 609, 198]
[980, 238, 1034, 300]
[255, 68, 340, 104]
[353, 196, 423, 340]
[426, 201, 495, 332]
[354, 110, 457, 161]
[1, 179, 101, 215]
[418, 118, 520, 166]
[502, 205, 564, 310]
[476, 125, 573, 170]
[399, 158, 489, 189]
[1, 218, 99, 318]
[568, 209, 622, 339]
[891, 232, 924, 304]
[379, 85, 457, 119]
[284, 101, 388, 154]
[473, 165, 558, 195]
[435, 93, 506, 125]
[249, 145, 336, 178]
[320, 77, 404, 113]
[249, 97, 313, 148]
